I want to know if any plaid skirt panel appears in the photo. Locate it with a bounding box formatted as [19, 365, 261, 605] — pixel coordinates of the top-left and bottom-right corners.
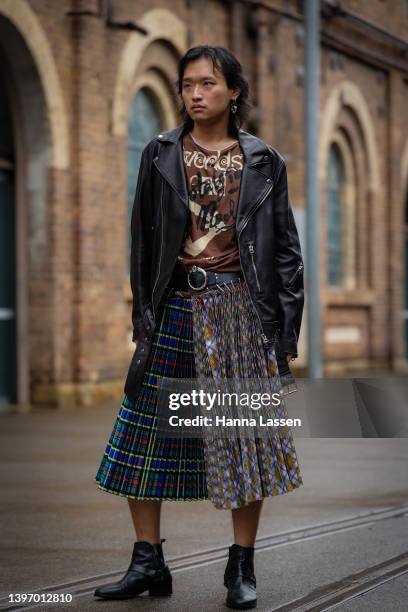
[95, 281, 303, 509]
[95, 297, 208, 501]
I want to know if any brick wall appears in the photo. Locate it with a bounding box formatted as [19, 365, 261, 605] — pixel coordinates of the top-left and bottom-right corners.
[2, 0, 407, 404]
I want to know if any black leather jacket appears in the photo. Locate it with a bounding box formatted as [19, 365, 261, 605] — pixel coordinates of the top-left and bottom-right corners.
[124, 125, 304, 401]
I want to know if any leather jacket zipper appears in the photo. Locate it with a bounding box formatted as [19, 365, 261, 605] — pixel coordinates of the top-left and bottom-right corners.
[248, 242, 261, 292]
[237, 244, 271, 347]
[288, 262, 304, 288]
[238, 182, 273, 237]
[237, 183, 276, 347]
[151, 181, 164, 322]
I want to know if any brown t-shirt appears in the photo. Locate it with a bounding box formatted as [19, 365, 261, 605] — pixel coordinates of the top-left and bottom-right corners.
[174, 131, 244, 274]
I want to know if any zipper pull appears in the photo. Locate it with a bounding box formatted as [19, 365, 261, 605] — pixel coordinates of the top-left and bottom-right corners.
[288, 262, 304, 287]
[248, 242, 254, 253]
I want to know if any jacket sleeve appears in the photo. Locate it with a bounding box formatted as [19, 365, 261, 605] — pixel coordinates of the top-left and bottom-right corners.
[273, 159, 304, 358]
[130, 146, 153, 343]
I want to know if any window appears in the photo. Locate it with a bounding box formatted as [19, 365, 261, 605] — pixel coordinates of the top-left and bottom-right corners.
[127, 88, 162, 266]
[327, 143, 345, 287]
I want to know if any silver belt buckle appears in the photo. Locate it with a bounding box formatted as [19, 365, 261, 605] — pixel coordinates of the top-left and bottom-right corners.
[187, 265, 208, 291]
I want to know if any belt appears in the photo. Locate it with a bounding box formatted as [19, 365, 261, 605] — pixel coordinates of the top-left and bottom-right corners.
[170, 265, 244, 292]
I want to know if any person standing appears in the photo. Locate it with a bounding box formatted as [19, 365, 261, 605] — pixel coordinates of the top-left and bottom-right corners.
[94, 45, 304, 610]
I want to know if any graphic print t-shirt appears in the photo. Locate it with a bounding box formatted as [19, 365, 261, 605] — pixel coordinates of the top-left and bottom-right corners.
[174, 131, 244, 273]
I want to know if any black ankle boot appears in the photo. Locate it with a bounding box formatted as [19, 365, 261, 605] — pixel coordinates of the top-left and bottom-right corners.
[224, 544, 257, 609]
[94, 538, 172, 599]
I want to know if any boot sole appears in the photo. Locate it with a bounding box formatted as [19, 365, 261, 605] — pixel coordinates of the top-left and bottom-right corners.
[94, 590, 173, 600]
[226, 598, 257, 609]
[94, 579, 172, 599]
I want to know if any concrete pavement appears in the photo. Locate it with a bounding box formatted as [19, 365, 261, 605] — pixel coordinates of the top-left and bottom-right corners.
[0, 399, 407, 611]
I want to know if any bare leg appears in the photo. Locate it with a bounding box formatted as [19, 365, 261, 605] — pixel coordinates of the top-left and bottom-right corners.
[231, 499, 264, 547]
[128, 499, 162, 544]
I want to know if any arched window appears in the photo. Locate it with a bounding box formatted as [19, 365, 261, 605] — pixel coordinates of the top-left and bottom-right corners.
[327, 143, 345, 287]
[127, 88, 162, 266]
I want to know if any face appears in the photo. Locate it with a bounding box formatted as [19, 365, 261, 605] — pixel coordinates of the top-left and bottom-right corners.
[180, 56, 240, 126]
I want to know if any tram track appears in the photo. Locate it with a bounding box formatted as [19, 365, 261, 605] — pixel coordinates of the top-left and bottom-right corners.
[268, 551, 408, 611]
[1, 503, 407, 611]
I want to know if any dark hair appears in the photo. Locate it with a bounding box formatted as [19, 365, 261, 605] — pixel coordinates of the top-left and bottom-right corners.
[175, 45, 251, 137]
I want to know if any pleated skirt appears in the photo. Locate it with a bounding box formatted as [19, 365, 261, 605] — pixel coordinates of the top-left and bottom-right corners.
[95, 279, 303, 510]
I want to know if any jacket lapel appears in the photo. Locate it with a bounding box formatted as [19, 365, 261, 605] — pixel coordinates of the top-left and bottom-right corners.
[234, 130, 275, 235]
[153, 125, 274, 234]
[153, 127, 189, 210]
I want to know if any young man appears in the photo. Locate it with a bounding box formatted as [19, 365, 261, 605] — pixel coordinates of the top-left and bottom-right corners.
[95, 45, 304, 609]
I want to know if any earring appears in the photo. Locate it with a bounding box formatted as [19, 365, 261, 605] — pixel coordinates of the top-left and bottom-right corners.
[230, 99, 238, 114]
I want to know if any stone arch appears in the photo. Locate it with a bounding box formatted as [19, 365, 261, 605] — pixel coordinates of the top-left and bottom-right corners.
[0, 0, 69, 169]
[112, 8, 187, 136]
[320, 80, 380, 192]
[130, 71, 179, 129]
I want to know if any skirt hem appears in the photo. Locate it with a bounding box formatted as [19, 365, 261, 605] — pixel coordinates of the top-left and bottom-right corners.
[96, 481, 209, 502]
[95, 478, 304, 508]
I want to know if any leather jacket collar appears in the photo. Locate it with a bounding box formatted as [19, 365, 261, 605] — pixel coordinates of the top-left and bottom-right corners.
[152, 125, 278, 236]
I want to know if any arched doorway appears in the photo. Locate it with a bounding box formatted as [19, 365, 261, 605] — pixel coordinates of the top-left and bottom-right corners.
[0, 71, 16, 403]
[0, 13, 55, 406]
